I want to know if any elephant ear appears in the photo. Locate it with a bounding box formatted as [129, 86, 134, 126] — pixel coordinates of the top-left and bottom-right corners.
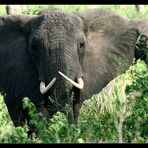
[131, 19, 148, 63]
[132, 19, 148, 40]
[75, 9, 138, 100]
[0, 14, 42, 103]
[0, 15, 37, 55]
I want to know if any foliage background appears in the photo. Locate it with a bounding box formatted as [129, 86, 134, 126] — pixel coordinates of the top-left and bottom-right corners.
[0, 5, 147, 143]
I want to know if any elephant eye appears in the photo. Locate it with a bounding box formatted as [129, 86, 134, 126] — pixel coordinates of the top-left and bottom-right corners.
[78, 41, 85, 58]
[32, 43, 38, 51]
[79, 42, 85, 49]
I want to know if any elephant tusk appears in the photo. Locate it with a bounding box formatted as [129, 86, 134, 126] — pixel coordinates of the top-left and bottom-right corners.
[40, 78, 56, 94]
[58, 71, 84, 89]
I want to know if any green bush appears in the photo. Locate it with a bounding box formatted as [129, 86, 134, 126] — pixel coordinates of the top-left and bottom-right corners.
[123, 60, 148, 143]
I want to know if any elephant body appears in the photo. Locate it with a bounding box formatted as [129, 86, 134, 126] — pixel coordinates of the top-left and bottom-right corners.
[0, 8, 147, 132]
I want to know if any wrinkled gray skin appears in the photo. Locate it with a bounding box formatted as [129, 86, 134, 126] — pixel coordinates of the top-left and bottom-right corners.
[0, 8, 147, 129]
[37, 8, 64, 15]
[132, 19, 148, 45]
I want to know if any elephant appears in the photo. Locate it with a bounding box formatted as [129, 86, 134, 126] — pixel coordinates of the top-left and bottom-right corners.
[0, 8, 147, 133]
[37, 8, 64, 15]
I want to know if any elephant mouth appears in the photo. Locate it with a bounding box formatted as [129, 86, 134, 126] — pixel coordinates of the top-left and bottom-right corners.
[39, 71, 84, 94]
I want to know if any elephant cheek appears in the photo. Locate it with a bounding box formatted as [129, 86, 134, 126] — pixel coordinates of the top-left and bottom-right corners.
[38, 66, 45, 82]
[38, 58, 50, 83]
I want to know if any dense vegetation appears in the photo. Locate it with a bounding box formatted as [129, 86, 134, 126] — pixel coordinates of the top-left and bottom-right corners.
[0, 5, 147, 143]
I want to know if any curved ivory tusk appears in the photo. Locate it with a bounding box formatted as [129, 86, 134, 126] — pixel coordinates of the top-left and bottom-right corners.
[58, 71, 84, 89]
[40, 78, 56, 94]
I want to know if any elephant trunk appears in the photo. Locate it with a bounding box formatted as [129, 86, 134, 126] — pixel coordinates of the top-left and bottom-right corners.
[47, 44, 82, 101]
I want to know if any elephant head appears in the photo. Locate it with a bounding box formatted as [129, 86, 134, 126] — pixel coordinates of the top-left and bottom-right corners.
[0, 9, 141, 127]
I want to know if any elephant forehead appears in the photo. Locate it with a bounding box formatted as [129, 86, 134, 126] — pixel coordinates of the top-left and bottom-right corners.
[39, 12, 81, 34]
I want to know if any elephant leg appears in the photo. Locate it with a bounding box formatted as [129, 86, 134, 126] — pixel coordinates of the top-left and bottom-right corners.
[38, 100, 50, 121]
[4, 95, 37, 136]
[4, 95, 26, 127]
